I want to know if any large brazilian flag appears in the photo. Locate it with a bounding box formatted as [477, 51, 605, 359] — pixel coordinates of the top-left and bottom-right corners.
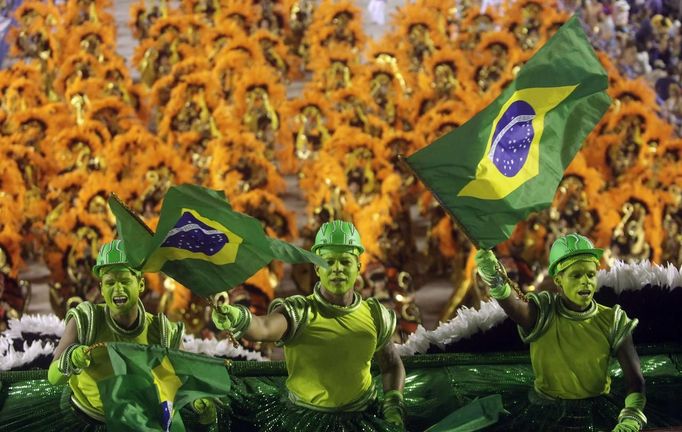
[97, 343, 230, 432]
[109, 184, 326, 296]
[404, 16, 611, 249]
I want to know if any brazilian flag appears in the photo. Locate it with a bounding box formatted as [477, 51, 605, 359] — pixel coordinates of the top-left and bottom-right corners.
[404, 16, 611, 249]
[109, 184, 326, 296]
[97, 343, 230, 432]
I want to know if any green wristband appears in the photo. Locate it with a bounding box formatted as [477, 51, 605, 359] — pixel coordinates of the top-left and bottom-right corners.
[383, 390, 405, 413]
[489, 282, 511, 300]
[231, 305, 253, 339]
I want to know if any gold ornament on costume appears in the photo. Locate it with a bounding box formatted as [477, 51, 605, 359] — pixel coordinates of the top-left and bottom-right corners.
[134, 34, 192, 87]
[206, 130, 284, 197]
[201, 20, 246, 61]
[284, 0, 315, 59]
[183, 0, 220, 24]
[367, 37, 412, 93]
[130, 0, 169, 40]
[151, 57, 210, 110]
[131, 144, 196, 217]
[232, 190, 298, 241]
[56, 53, 105, 95]
[158, 71, 222, 141]
[9, 17, 57, 61]
[63, 0, 115, 27]
[548, 153, 605, 244]
[279, 92, 336, 171]
[233, 67, 285, 155]
[50, 127, 104, 174]
[253, 29, 290, 78]
[308, 0, 366, 56]
[65, 23, 116, 62]
[395, 4, 442, 73]
[603, 184, 664, 264]
[609, 78, 658, 108]
[661, 185, 682, 266]
[215, 0, 259, 33]
[362, 64, 403, 127]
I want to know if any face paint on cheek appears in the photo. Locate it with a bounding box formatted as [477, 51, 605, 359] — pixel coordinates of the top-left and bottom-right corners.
[101, 274, 142, 314]
[562, 281, 593, 308]
[316, 250, 360, 295]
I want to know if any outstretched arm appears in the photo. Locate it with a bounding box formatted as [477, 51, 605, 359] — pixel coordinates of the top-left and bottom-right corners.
[475, 249, 538, 333]
[242, 310, 289, 342]
[211, 296, 289, 342]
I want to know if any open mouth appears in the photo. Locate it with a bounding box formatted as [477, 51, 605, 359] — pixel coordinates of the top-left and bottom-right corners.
[112, 296, 128, 305]
[578, 290, 592, 297]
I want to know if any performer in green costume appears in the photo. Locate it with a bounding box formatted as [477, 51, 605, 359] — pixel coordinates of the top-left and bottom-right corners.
[212, 220, 406, 431]
[476, 233, 646, 432]
[48, 240, 216, 428]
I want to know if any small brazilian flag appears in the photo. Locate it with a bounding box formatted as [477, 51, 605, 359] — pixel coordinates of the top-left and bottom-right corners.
[97, 343, 230, 432]
[108, 184, 326, 296]
[404, 16, 611, 249]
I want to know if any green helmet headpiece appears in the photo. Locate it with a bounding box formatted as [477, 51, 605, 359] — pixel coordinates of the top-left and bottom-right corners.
[311, 220, 364, 255]
[548, 233, 603, 277]
[92, 240, 139, 277]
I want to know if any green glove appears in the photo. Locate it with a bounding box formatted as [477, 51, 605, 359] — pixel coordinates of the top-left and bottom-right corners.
[474, 250, 511, 299]
[614, 392, 646, 432]
[70, 345, 92, 369]
[383, 390, 405, 429]
[211, 303, 252, 338]
[612, 418, 641, 432]
[192, 398, 217, 425]
[474, 250, 501, 285]
[211, 304, 240, 331]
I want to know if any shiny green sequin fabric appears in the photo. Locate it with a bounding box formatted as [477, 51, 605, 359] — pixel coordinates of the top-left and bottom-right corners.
[1, 351, 680, 431]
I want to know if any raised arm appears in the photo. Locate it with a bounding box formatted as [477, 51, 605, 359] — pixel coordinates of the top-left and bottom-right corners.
[475, 249, 538, 332]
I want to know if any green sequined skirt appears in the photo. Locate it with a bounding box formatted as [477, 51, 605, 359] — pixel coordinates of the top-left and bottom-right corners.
[223, 376, 402, 432]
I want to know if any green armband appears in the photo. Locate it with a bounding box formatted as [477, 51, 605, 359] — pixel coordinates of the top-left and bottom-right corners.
[48, 360, 68, 385]
[57, 344, 84, 377]
[489, 282, 511, 300]
[383, 390, 405, 427]
[230, 305, 252, 339]
[618, 392, 647, 428]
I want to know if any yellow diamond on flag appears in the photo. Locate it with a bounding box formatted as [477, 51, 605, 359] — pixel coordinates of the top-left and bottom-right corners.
[152, 355, 182, 406]
[457, 85, 578, 200]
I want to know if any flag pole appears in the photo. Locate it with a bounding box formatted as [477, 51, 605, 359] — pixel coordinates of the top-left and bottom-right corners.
[397, 154, 483, 250]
